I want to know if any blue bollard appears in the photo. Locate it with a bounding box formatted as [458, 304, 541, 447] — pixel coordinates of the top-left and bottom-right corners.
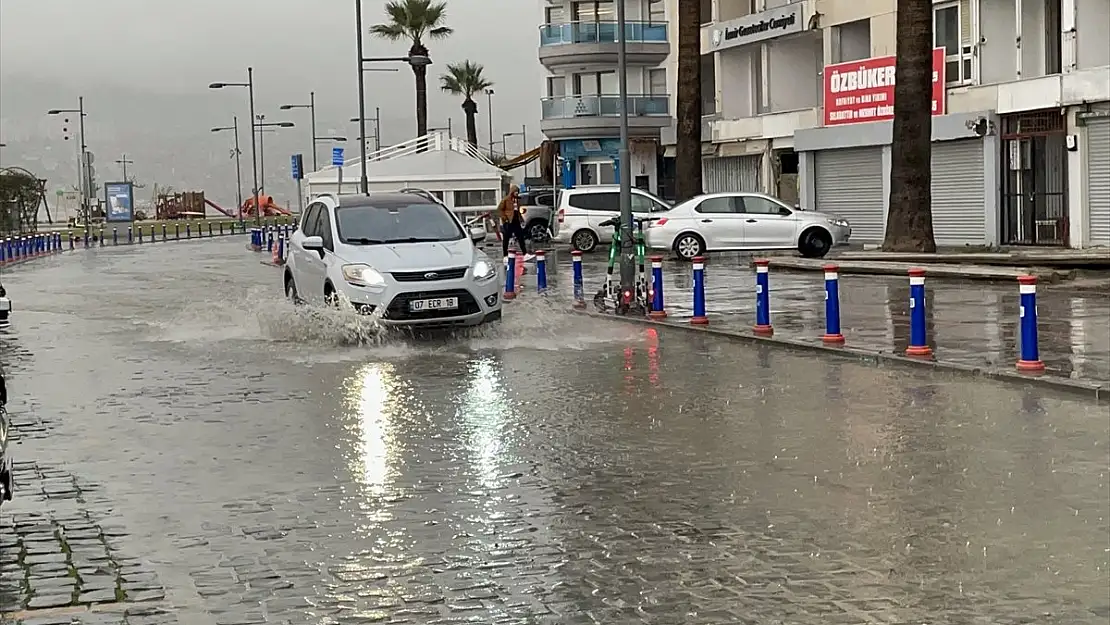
[822, 263, 845, 345]
[649, 255, 666, 319]
[113, 228, 118, 245]
[276, 235, 285, 264]
[753, 259, 773, 335]
[98, 229, 104, 246]
[162, 224, 168, 241]
[906, 268, 932, 357]
[69, 235, 75, 250]
[1016, 275, 1045, 373]
[0, 241, 5, 264]
[138, 227, 144, 243]
[266, 230, 274, 252]
[83, 231, 89, 247]
[6, 239, 12, 259]
[691, 256, 708, 325]
[571, 250, 585, 309]
[504, 251, 518, 300]
[174, 224, 180, 240]
[208, 222, 213, 237]
[186, 223, 191, 238]
[535, 250, 548, 293]
[128, 227, 133, 243]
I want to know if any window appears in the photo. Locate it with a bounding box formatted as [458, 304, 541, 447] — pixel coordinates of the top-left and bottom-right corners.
[739, 196, 789, 215]
[831, 19, 871, 63]
[573, 71, 617, 96]
[545, 6, 565, 23]
[568, 192, 619, 211]
[453, 190, 497, 207]
[700, 0, 712, 25]
[630, 192, 668, 213]
[335, 202, 464, 244]
[429, 190, 444, 201]
[695, 197, 737, 214]
[572, 0, 613, 21]
[700, 54, 716, 115]
[648, 68, 667, 96]
[547, 76, 566, 98]
[317, 207, 334, 250]
[933, 1, 973, 85]
[579, 161, 616, 185]
[300, 204, 322, 236]
[648, 0, 666, 24]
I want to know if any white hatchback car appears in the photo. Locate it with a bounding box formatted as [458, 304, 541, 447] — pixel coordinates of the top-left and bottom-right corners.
[645, 192, 852, 259]
[552, 185, 672, 253]
[284, 191, 503, 328]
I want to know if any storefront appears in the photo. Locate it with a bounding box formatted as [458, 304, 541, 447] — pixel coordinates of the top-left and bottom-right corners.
[558, 138, 659, 193]
[812, 147, 885, 242]
[931, 139, 987, 246]
[702, 151, 761, 193]
[1081, 107, 1110, 246]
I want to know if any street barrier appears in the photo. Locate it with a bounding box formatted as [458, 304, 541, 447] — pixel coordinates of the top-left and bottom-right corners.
[186, 223, 192, 238]
[267, 230, 274, 253]
[1016, 275, 1045, 373]
[112, 228, 118, 246]
[649, 255, 666, 319]
[753, 259, 773, 336]
[906, 268, 932, 357]
[504, 251, 518, 301]
[535, 250, 548, 293]
[822, 263, 845, 345]
[690, 256, 708, 325]
[571, 250, 585, 309]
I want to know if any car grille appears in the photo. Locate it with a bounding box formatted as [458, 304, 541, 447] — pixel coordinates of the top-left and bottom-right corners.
[385, 289, 480, 320]
[390, 267, 468, 282]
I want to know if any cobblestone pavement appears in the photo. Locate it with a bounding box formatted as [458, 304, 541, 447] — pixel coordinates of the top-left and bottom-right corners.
[0, 239, 1107, 624]
[557, 251, 1110, 383]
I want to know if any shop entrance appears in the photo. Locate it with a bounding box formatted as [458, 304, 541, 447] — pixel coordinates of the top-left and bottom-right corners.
[1000, 110, 1069, 246]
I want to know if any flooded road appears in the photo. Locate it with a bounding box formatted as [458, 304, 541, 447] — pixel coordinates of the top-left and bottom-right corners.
[1, 239, 1108, 624]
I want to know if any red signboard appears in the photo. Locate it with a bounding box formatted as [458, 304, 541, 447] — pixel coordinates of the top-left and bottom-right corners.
[823, 48, 946, 126]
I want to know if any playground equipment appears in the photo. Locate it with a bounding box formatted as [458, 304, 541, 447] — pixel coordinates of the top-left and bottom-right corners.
[240, 194, 291, 218]
[155, 190, 206, 220]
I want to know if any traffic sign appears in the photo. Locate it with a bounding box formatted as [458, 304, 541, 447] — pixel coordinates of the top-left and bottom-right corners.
[331, 147, 344, 167]
[291, 154, 303, 180]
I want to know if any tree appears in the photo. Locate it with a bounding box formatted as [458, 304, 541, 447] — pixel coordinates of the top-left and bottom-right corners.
[439, 60, 493, 148]
[675, 0, 703, 202]
[370, 0, 453, 138]
[884, 0, 937, 252]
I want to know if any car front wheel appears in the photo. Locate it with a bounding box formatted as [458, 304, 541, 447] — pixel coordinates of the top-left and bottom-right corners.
[799, 228, 832, 258]
[673, 233, 705, 261]
[285, 274, 303, 305]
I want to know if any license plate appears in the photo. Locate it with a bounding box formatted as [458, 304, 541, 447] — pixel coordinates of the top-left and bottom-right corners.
[409, 297, 458, 312]
[0, 298, 11, 312]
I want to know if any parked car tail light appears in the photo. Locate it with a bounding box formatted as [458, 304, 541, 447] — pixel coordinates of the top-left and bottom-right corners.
[649, 218, 668, 227]
[557, 209, 565, 224]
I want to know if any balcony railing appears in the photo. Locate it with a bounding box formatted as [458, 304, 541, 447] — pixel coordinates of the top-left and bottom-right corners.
[541, 95, 670, 119]
[539, 21, 669, 46]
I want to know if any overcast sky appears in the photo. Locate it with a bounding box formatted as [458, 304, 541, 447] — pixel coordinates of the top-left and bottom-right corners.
[0, 0, 540, 211]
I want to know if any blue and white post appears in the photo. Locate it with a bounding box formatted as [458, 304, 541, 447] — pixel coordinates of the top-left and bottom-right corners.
[504, 251, 518, 301]
[648, 255, 666, 319]
[127, 226, 133, 243]
[276, 235, 285, 265]
[691, 256, 708, 325]
[571, 250, 585, 309]
[266, 229, 274, 252]
[822, 263, 845, 344]
[535, 250, 548, 293]
[1016, 275, 1046, 373]
[162, 224, 168, 241]
[905, 268, 932, 357]
[112, 228, 118, 245]
[753, 259, 773, 336]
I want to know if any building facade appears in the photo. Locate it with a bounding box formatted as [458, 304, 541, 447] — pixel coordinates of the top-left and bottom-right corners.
[663, 0, 1110, 248]
[537, 0, 672, 195]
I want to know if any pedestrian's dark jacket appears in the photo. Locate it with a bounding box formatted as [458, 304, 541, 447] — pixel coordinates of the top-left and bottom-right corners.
[497, 195, 522, 225]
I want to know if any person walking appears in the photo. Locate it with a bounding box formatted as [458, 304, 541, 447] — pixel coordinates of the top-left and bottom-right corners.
[498, 184, 534, 261]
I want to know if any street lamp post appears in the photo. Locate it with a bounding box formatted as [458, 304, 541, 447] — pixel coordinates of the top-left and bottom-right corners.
[502, 130, 524, 160]
[209, 68, 261, 225]
[616, 0, 634, 300]
[115, 154, 134, 182]
[350, 107, 381, 152]
[211, 117, 244, 212]
[485, 89, 495, 158]
[254, 116, 295, 197]
[47, 97, 90, 238]
[280, 92, 349, 172]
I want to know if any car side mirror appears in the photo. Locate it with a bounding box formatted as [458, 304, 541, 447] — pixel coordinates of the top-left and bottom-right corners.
[302, 235, 324, 250]
[469, 226, 487, 243]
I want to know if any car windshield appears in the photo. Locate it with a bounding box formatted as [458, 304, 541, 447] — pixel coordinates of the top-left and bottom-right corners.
[335, 203, 465, 244]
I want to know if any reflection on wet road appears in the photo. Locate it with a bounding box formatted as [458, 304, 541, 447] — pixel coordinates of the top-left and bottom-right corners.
[1, 239, 1107, 624]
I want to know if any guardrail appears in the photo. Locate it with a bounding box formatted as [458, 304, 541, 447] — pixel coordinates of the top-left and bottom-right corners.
[539, 21, 668, 46]
[540, 95, 670, 120]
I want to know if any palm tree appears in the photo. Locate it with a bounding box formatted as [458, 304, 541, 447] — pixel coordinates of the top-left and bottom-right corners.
[884, 0, 937, 251]
[675, 0, 703, 201]
[370, 0, 453, 138]
[440, 60, 493, 148]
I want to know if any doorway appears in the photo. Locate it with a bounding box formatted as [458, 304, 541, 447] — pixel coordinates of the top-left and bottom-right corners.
[1000, 110, 1069, 246]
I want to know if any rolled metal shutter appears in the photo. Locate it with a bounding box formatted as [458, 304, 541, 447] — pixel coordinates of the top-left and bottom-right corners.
[814, 148, 884, 242]
[702, 155, 760, 193]
[931, 139, 986, 246]
[1087, 120, 1110, 246]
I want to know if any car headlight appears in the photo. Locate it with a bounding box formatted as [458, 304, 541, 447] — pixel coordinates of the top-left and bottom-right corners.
[472, 258, 496, 280]
[341, 264, 386, 287]
[829, 218, 850, 228]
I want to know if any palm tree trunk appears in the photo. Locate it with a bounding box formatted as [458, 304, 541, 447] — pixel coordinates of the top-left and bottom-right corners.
[675, 0, 703, 202]
[463, 100, 479, 148]
[884, 0, 937, 252]
[414, 65, 429, 138]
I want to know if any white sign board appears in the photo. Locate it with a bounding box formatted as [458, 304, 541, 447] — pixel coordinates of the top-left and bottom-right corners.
[710, 3, 805, 51]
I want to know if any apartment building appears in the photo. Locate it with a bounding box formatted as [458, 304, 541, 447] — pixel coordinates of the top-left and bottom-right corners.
[537, 0, 672, 195]
[672, 0, 1109, 248]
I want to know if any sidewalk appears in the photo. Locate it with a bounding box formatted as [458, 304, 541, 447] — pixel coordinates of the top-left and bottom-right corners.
[558, 253, 1110, 385]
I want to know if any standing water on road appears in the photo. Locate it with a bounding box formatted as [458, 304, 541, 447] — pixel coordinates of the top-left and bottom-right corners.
[0, 239, 1107, 624]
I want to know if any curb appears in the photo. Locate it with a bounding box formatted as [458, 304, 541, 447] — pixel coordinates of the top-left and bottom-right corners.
[571, 309, 1109, 402]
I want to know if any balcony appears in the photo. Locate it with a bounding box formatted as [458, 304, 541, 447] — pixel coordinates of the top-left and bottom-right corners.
[538, 21, 670, 68]
[539, 94, 671, 139]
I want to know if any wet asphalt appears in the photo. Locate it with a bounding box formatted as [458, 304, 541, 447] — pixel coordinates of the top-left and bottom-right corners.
[0, 238, 1108, 624]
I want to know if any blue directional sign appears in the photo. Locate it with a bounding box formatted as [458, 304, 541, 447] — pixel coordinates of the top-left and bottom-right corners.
[331, 147, 345, 167]
[290, 153, 303, 180]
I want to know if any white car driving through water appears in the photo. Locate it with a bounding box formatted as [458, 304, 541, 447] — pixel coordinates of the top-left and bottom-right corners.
[284, 190, 503, 328]
[644, 191, 852, 259]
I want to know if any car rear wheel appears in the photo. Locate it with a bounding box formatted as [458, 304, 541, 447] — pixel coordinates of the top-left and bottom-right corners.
[527, 219, 550, 243]
[673, 233, 705, 261]
[572, 229, 599, 253]
[799, 228, 832, 258]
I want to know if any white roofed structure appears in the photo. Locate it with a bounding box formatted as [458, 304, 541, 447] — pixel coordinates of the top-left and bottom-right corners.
[304, 131, 513, 217]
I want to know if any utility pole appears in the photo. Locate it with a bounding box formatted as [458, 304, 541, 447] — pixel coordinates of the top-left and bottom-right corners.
[485, 89, 495, 158]
[116, 154, 134, 182]
[616, 0, 634, 303]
